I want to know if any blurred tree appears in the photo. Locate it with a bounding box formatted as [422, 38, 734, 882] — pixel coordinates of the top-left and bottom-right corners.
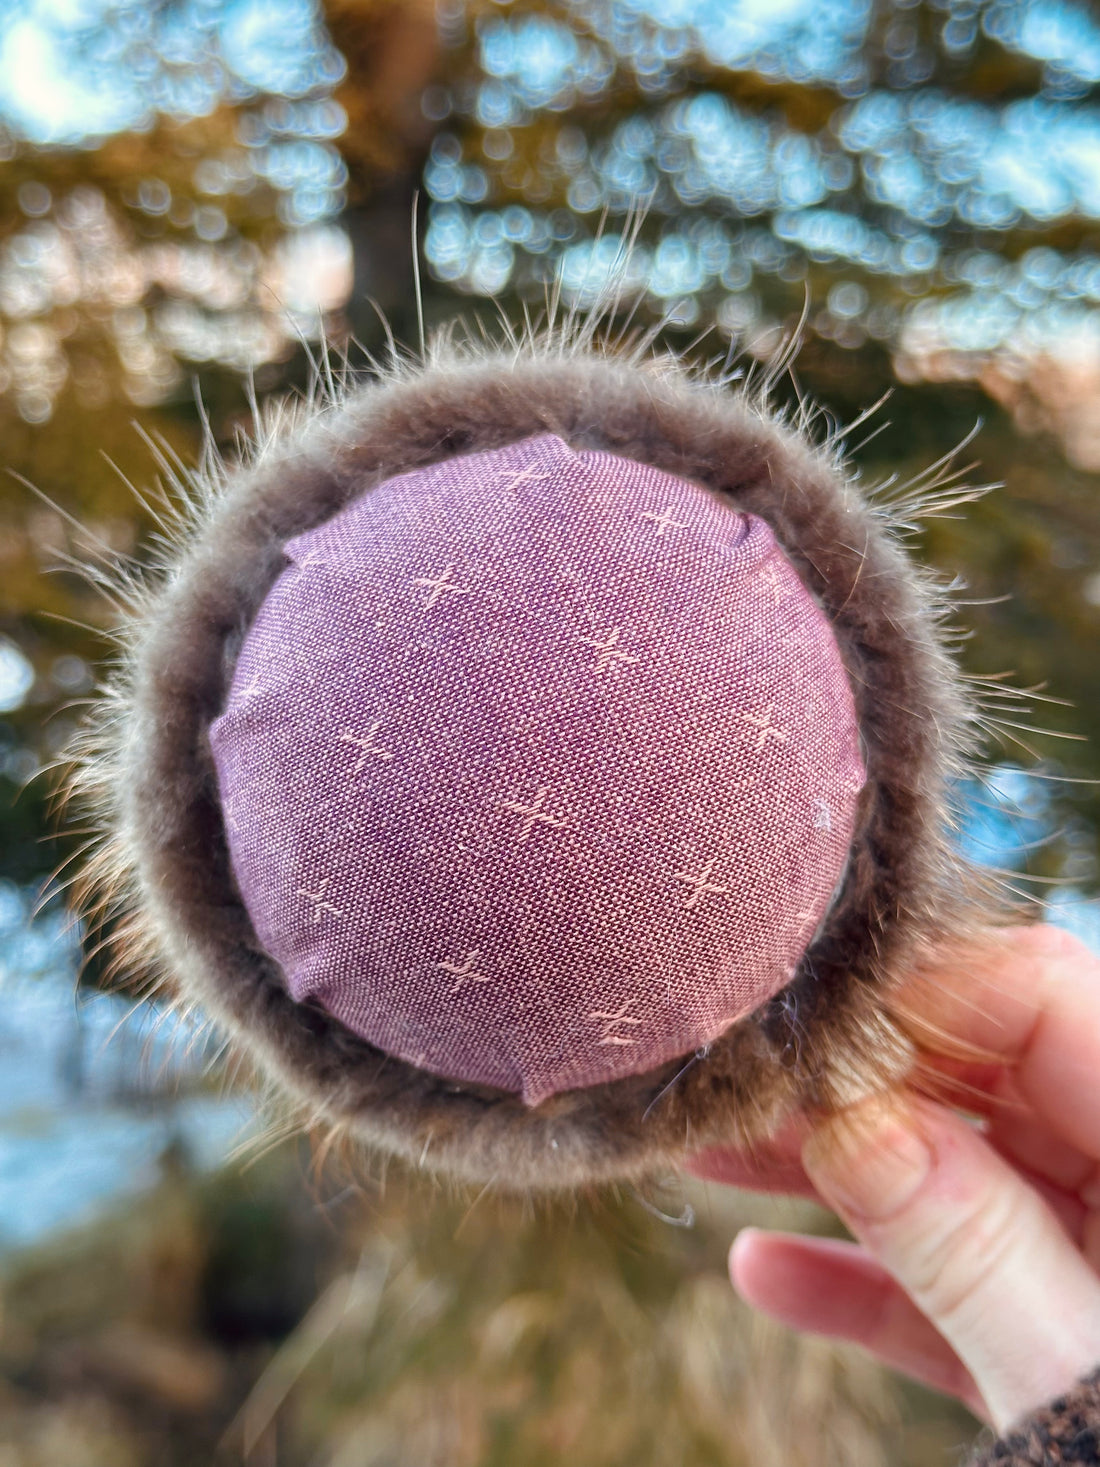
[0, 0, 441, 888]
[425, 1, 1100, 345]
[0, 0, 1099, 895]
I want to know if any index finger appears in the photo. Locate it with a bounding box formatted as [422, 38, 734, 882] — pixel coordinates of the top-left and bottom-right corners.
[897, 924, 1100, 1164]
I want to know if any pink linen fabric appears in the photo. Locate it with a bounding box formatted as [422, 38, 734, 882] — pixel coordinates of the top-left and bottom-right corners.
[209, 434, 866, 1105]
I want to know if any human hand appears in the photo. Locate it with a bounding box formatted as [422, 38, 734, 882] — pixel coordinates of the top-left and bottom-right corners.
[690, 925, 1100, 1433]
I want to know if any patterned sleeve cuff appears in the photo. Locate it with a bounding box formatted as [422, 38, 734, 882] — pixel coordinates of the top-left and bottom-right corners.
[967, 1370, 1100, 1465]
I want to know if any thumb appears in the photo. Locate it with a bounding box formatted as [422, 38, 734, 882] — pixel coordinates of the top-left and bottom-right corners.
[801, 1094, 1100, 1432]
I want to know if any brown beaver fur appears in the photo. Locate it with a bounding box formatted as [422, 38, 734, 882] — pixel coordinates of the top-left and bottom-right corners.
[65, 318, 1001, 1192]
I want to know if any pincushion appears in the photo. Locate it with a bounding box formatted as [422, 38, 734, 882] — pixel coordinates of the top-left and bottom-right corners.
[209, 433, 865, 1104]
[69, 327, 982, 1190]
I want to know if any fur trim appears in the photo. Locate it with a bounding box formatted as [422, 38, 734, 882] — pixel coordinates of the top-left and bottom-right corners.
[67, 320, 1004, 1191]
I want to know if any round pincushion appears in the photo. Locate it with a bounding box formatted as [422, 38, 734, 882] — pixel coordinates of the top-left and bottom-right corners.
[209, 433, 865, 1105]
[71, 330, 980, 1191]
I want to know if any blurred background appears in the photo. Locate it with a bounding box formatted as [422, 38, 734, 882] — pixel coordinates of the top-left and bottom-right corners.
[1, 0, 1099, 1461]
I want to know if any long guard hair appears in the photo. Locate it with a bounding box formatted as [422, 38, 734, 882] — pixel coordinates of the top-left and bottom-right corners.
[58, 291, 1028, 1193]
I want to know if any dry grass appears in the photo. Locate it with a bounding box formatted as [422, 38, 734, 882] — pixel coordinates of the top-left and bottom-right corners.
[0, 1145, 978, 1466]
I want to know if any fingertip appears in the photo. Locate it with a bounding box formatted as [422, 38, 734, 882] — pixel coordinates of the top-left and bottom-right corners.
[728, 1226, 768, 1299]
[728, 1224, 758, 1269]
[686, 1130, 814, 1197]
[802, 1095, 933, 1222]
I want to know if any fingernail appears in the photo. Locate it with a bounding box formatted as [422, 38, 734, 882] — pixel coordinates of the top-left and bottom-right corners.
[728, 1227, 760, 1269]
[727, 1228, 760, 1296]
[802, 1097, 933, 1222]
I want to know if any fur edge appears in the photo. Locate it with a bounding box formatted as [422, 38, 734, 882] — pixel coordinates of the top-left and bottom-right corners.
[69, 335, 994, 1191]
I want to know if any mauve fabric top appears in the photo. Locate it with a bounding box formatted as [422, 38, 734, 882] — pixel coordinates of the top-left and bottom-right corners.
[209, 433, 866, 1104]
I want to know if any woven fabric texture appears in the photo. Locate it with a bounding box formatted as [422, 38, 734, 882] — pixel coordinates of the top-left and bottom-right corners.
[209, 433, 866, 1104]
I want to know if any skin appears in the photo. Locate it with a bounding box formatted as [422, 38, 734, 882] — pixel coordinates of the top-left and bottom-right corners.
[689, 925, 1100, 1434]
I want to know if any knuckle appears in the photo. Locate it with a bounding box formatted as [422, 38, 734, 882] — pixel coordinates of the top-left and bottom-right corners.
[1010, 922, 1092, 965]
[903, 1185, 1039, 1332]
